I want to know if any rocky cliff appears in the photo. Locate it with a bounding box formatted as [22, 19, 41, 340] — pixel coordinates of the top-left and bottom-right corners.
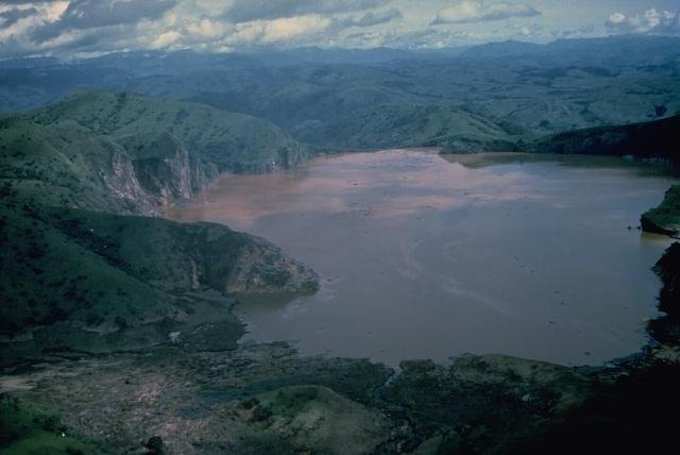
[1, 92, 312, 216]
[641, 185, 680, 236]
[0, 93, 318, 359]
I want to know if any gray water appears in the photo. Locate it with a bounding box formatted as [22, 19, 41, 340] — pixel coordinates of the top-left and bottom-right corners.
[168, 150, 676, 366]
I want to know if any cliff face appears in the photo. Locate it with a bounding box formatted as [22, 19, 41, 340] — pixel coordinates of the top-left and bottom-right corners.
[0, 92, 312, 217]
[641, 186, 680, 236]
[0, 93, 319, 359]
[0, 120, 199, 216]
[106, 132, 220, 215]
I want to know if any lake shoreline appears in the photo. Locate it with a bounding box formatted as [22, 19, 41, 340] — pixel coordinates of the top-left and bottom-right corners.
[169, 150, 675, 367]
[3, 151, 680, 453]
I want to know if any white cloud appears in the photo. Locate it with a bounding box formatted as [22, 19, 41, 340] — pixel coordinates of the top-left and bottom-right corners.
[0, 1, 70, 57]
[222, 0, 391, 22]
[334, 7, 403, 28]
[1, 1, 678, 59]
[225, 14, 332, 45]
[151, 30, 182, 48]
[605, 8, 680, 35]
[432, 0, 540, 25]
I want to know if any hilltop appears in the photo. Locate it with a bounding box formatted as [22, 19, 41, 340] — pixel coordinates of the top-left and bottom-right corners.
[1, 92, 311, 215]
[4, 36, 679, 151]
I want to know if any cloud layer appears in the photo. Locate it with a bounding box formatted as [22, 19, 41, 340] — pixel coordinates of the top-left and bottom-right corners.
[0, 1, 679, 59]
[432, 0, 540, 25]
[606, 8, 680, 35]
[222, 0, 390, 22]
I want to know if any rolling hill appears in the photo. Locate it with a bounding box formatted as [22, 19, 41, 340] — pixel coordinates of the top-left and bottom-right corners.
[1, 91, 311, 215]
[0, 93, 318, 360]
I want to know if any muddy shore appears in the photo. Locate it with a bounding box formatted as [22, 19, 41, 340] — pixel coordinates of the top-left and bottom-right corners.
[2, 239, 680, 454]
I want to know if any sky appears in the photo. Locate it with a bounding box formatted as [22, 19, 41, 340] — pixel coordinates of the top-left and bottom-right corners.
[0, 0, 679, 58]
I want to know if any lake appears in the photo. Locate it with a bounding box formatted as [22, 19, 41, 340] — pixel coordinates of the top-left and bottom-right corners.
[167, 150, 676, 366]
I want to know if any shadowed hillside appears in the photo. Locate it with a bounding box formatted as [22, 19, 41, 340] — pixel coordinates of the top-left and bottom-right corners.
[0, 93, 318, 361]
[641, 185, 680, 236]
[527, 114, 680, 166]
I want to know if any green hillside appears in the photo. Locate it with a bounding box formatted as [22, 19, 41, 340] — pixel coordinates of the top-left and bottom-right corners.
[298, 104, 516, 152]
[0, 93, 318, 361]
[1, 92, 312, 215]
[0, 191, 317, 363]
[32, 92, 309, 172]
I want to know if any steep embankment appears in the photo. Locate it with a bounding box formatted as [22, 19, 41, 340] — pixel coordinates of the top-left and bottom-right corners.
[0, 93, 318, 360]
[641, 185, 680, 236]
[0, 199, 317, 361]
[1, 92, 311, 216]
[527, 114, 680, 167]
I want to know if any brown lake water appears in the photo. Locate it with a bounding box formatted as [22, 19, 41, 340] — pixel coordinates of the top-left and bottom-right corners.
[167, 150, 676, 366]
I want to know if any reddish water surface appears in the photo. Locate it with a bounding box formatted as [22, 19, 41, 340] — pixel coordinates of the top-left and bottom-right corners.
[168, 150, 676, 366]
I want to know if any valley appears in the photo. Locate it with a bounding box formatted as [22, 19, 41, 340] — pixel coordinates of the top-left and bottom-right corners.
[1, 35, 680, 455]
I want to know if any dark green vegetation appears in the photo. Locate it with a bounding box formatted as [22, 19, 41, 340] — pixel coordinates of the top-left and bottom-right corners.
[0, 395, 109, 454]
[641, 185, 680, 236]
[648, 243, 680, 343]
[0, 201, 317, 362]
[0, 93, 318, 363]
[0, 344, 595, 454]
[0, 92, 309, 215]
[2, 35, 680, 454]
[3, 36, 680, 151]
[528, 114, 680, 168]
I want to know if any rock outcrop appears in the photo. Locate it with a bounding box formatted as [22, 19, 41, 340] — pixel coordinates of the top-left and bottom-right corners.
[641, 185, 680, 237]
[0, 93, 319, 359]
[1, 92, 312, 216]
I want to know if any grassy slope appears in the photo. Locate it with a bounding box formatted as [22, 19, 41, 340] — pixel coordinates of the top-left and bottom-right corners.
[32, 91, 309, 172]
[304, 104, 515, 152]
[186, 68, 520, 151]
[0, 93, 318, 359]
[0, 194, 316, 360]
[0, 92, 311, 215]
[0, 116, 145, 214]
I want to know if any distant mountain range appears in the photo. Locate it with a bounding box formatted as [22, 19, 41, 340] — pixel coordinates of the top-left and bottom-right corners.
[2, 35, 679, 151]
